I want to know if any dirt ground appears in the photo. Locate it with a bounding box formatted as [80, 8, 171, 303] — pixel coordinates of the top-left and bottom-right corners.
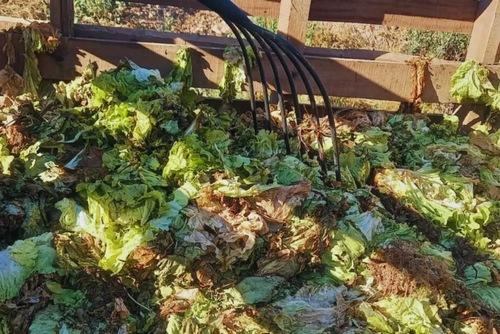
[0, 0, 49, 20]
[0, 1, 408, 54]
[83, 3, 409, 54]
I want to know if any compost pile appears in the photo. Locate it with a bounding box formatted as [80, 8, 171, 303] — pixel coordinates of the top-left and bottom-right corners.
[0, 44, 499, 333]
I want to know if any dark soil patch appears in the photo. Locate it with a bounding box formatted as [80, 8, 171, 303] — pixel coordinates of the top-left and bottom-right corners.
[0, 275, 53, 334]
[0, 201, 24, 246]
[451, 237, 488, 275]
[370, 241, 463, 296]
[370, 241, 491, 315]
[70, 270, 137, 332]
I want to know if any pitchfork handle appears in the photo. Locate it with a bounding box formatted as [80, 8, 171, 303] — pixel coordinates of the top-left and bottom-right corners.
[196, 0, 254, 27]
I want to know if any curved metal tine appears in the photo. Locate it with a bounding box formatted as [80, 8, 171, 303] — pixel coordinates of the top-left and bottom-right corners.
[263, 38, 306, 156]
[247, 29, 291, 154]
[223, 19, 258, 133]
[256, 28, 327, 173]
[276, 35, 342, 181]
[233, 24, 273, 131]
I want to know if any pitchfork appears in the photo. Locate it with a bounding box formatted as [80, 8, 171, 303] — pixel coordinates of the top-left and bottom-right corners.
[197, 0, 341, 181]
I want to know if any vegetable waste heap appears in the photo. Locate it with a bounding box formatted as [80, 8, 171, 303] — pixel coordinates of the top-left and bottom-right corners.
[0, 33, 499, 334]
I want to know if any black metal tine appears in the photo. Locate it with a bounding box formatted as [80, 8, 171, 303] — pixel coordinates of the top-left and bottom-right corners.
[223, 19, 258, 133]
[256, 28, 327, 174]
[196, 0, 341, 181]
[263, 38, 306, 156]
[233, 24, 273, 131]
[247, 29, 291, 154]
[273, 33, 342, 181]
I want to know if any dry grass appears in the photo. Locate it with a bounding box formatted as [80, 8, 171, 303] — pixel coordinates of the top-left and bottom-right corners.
[306, 22, 407, 54]
[75, 3, 230, 37]
[1, 2, 467, 113]
[0, 0, 49, 20]
[1, 1, 466, 61]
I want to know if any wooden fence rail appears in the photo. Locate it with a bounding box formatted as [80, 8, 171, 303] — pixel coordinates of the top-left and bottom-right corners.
[126, 0, 478, 33]
[1, 0, 499, 104]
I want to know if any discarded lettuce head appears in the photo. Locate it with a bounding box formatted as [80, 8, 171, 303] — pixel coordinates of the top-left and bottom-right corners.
[271, 285, 354, 334]
[1, 49, 499, 333]
[375, 168, 496, 250]
[229, 276, 285, 305]
[55, 182, 157, 274]
[0, 233, 56, 302]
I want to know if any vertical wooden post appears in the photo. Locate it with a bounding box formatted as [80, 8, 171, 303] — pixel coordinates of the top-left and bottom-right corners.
[466, 0, 500, 64]
[50, 0, 63, 31]
[458, 0, 500, 131]
[278, 0, 312, 50]
[275, 0, 312, 100]
[50, 0, 74, 36]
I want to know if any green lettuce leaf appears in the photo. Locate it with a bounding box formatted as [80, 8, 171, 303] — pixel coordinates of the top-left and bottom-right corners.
[229, 276, 285, 305]
[450, 60, 493, 103]
[56, 197, 154, 273]
[167, 47, 193, 91]
[0, 136, 14, 175]
[28, 305, 81, 334]
[0, 233, 56, 302]
[373, 296, 444, 334]
[45, 282, 87, 309]
[359, 302, 394, 333]
[322, 223, 366, 284]
[162, 134, 216, 184]
[271, 285, 351, 334]
[375, 168, 495, 249]
[464, 262, 500, 312]
[219, 47, 253, 102]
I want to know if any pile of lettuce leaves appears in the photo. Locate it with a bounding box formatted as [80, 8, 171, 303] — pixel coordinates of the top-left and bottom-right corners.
[0, 48, 499, 334]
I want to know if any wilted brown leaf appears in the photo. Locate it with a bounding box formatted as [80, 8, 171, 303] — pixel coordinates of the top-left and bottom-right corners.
[249, 181, 311, 223]
[54, 233, 103, 270]
[4, 123, 34, 154]
[184, 206, 267, 269]
[5, 275, 52, 334]
[126, 246, 159, 281]
[470, 131, 500, 155]
[159, 297, 190, 319]
[0, 65, 24, 107]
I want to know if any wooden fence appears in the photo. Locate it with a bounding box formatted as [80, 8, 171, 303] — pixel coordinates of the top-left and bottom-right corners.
[1, 0, 500, 104]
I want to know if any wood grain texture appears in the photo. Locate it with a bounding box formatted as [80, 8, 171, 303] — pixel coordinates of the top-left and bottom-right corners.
[49, 0, 63, 32]
[3, 29, 496, 103]
[49, 0, 74, 35]
[0, 16, 32, 30]
[309, 0, 476, 33]
[278, 0, 312, 48]
[127, 0, 477, 33]
[466, 0, 500, 64]
[72, 24, 239, 47]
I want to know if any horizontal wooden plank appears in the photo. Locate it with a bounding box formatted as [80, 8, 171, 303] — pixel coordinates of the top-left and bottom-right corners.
[3, 33, 491, 103]
[124, 0, 477, 33]
[71, 23, 400, 60]
[309, 0, 476, 33]
[3, 22, 498, 103]
[73, 24, 239, 47]
[0, 15, 36, 30]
